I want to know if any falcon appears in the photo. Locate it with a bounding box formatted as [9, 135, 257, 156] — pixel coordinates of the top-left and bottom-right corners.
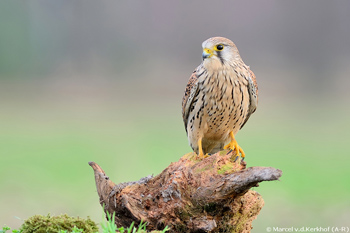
[182, 37, 258, 159]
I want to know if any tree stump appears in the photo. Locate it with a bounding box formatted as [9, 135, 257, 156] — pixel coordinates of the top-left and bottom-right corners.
[89, 151, 282, 232]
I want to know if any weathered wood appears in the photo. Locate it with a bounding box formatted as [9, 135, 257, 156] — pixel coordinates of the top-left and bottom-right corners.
[89, 151, 282, 232]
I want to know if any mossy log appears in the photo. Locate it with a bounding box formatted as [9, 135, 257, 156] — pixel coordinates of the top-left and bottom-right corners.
[89, 151, 282, 233]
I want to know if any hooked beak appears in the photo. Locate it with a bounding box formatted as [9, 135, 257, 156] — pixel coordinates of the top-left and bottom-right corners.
[202, 48, 213, 60]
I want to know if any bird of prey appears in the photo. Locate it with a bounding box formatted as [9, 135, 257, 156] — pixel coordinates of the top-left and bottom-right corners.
[182, 37, 258, 159]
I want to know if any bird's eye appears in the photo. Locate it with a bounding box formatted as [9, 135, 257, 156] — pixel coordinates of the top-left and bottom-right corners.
[216, 44, 224, 51]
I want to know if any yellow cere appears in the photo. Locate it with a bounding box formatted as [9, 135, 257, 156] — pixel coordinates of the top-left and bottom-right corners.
[203, 48, 213, 58]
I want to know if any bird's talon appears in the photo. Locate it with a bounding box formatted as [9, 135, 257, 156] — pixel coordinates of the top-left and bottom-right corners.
[196, 152, 210, 160]
[224, 132, 246, 161]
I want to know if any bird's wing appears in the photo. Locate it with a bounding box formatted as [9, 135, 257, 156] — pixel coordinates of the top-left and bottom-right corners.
[240, 68, 258, 129]
[182, 70, 200, 134]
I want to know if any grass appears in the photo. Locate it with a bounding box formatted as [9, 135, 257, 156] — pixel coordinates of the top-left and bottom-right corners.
[0, 95, 349, 232]
[101, 211, 169, 233]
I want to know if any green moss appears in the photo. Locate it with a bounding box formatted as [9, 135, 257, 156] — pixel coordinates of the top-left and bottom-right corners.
[219, 150, 228, 156]
[20, 214, 98, 233]
[194, 164, 213, 174]
[174, 224, 187, 232]
[183, 152, 196, 160]
[203, 202, 217, 213]
[218, 212, 244, 233]
[176, 209, 193, 221]
[217, 163, 234, 174]
[231, 212, 248, 232]
[175, 204, 195, 222]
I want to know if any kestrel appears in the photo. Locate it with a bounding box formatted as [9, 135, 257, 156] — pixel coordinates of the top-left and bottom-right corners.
[182, 37, 258, 159]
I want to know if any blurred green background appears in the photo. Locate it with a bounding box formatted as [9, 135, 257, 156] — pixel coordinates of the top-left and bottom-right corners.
[1, 1, 349, 232]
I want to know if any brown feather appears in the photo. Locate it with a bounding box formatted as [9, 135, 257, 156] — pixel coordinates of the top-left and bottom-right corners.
[182, 70, 200, 133]
[240, 68, 258, 129]
[249, 69, 258, 97]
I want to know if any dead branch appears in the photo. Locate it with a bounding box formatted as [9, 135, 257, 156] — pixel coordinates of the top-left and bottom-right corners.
[89, 151, 282, 233]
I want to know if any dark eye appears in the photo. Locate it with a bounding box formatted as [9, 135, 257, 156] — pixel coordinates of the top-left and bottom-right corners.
[216, 44, 224, 51]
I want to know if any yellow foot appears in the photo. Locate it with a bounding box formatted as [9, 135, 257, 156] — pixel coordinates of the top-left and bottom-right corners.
[196, 137, 209, 159]
[224, 132, 245, 159]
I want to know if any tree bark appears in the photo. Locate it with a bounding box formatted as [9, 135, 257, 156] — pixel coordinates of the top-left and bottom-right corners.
[89, 151, 282, 233]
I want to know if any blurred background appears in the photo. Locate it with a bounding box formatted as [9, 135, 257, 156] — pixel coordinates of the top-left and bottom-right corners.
[1, 1, 349, 232]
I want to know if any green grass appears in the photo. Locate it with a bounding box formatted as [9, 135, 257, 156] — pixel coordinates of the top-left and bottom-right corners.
[1, 97, 349, 232]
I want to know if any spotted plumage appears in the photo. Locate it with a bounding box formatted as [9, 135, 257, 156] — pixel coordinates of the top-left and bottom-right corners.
[182, 37, 258, 158]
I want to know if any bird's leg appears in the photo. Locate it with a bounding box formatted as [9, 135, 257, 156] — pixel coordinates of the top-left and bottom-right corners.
[196, 137, 207, 159]
[224, 131, 245, 159]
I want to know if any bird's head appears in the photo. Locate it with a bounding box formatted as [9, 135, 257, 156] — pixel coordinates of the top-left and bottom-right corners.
[201, 37, 241, 68]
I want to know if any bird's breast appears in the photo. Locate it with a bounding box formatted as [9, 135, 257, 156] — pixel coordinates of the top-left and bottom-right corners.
[195, 67, 250, 139]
